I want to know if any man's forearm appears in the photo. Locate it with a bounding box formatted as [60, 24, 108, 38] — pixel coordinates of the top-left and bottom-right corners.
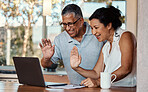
[41, 57, 53, 68]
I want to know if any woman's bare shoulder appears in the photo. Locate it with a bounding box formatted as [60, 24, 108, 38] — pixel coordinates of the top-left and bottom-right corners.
[119, 31, 137, 48]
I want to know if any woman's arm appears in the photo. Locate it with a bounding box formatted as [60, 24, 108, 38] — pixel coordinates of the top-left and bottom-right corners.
[70, 46, 105, 79]
[111, 31, 137, 81]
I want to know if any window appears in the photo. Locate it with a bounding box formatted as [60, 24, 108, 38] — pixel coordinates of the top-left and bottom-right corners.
[0, 0, 126, 74]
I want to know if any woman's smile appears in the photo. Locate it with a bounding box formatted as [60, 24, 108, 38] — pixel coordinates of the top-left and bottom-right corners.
[95, 34, 101, 39]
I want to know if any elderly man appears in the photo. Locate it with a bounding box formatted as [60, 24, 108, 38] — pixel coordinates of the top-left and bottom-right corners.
[39, 4, 104, 85]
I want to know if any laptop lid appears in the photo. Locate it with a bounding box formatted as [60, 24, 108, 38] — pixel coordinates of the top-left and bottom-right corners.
[13, 57, 66, 87]
[13, 57, 46, 87]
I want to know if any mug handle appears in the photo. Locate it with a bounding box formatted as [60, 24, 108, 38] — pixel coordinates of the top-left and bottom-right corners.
[111, 74, 117, 83]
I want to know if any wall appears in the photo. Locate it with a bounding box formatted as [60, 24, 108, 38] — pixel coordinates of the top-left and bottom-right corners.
[126, 0, 137, 37]
[137, 0, 148, 91]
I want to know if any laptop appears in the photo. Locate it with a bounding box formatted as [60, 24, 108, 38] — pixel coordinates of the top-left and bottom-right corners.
[13, 57, 67, 87]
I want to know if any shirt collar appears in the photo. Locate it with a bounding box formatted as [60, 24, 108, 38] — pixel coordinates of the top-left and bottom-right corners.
[84, 22, 92, 35]
[113, 27, 122, 42]
[66, 22, 92, 43]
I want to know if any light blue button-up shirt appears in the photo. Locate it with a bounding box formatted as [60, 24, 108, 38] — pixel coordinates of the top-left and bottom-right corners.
[51, 22, 104, 84]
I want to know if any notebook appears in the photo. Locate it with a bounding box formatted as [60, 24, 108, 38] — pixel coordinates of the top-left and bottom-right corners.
[13, 57, 67, 87]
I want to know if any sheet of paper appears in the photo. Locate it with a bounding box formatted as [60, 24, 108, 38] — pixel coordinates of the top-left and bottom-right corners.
[48, 85, 85, 89]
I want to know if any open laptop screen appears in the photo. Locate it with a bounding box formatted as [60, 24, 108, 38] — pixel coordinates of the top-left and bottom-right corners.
[13, 57, 46, 87]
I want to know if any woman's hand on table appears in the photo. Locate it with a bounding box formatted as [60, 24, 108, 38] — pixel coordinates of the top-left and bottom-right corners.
[81, 78, 100, 88]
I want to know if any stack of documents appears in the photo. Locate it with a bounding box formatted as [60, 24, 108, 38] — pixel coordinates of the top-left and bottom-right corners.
[48, 85, 85, 89]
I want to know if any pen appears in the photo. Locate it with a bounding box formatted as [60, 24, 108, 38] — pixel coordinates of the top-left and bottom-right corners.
[72, 84, 84, 87]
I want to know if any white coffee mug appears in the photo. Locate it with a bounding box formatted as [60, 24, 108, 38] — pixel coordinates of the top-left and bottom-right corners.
[100, 72, 116, 89]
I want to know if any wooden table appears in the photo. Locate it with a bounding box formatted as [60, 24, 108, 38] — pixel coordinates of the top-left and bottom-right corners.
[0, 74, 136, 92]
[0, 81, 136, 92]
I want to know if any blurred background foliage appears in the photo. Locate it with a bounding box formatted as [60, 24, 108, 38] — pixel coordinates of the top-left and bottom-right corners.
[0, 0, 125, 68]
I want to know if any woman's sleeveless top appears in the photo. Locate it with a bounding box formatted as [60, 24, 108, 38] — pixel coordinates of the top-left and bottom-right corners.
[102, 28, 136, 87]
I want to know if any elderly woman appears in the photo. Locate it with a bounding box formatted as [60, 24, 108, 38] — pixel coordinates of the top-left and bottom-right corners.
[70, 6, 137, 87]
